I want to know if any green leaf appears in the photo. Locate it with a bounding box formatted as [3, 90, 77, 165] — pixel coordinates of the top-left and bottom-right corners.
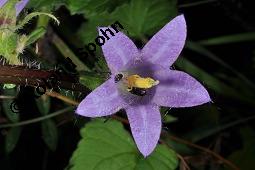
[27, 0, 66, 10]
[227, 127, 255, 170]
[2, 88, 19, 123]
[68, 119, 178, 170]
[66, 0, 127, 17]
[41, 119, 58, 151]
[79, 72, 105, 90]
[26, 27, 46, 46]
[111, 0, 177, 37]
[77, 12, 113, 45]
[36, 94, 51, 115]
[5, 127, 22, 154]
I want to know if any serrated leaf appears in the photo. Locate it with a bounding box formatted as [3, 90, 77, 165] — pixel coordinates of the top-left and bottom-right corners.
[41, 119, 58, 151]
[111, 0, 177, 37]
[2, 88, 19, 123]
[26, 27, 46, 46]
[5, 127, 22, 154]
[68, 119, 178, 170]
[36, 94, 50, 115]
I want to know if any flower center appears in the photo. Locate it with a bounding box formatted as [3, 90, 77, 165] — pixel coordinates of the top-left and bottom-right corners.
[114, 73, 159, 96]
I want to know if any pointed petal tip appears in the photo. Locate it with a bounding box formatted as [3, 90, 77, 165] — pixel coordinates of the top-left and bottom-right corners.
[140, 148, 154, 158]
[0, 0, 8, 8]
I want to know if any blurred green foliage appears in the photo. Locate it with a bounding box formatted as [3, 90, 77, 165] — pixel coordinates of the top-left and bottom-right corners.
[1, 0, 255, 170]
[68, 119, 178, 170]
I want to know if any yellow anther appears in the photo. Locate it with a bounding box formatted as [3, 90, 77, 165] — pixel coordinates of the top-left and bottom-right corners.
[126, 74, 159, 90]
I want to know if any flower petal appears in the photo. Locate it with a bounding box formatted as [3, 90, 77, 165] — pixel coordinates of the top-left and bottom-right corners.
[99, 27, 139, 74]
[76, 78, 126, 117]
[126, 104, 161, 157]
[0, 0, 8, 8]
[142, 15, 187, 68]
[15, 0, 29, 16]
[152, 70, 211, 107]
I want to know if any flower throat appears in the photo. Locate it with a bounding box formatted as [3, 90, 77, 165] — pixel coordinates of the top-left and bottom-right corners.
[114, 73, 159, 96]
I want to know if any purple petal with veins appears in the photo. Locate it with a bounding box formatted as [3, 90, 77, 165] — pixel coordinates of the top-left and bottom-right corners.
[76, 78, 126, 117]
[152, 70, 211, 107]
[126, 104, 161, 157]
[99, 27, 140, 74]
[142, 15, 187, 69]
[77, 15, 210, 157]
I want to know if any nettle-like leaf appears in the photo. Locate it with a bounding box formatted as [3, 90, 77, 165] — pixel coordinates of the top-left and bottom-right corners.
[68, 119, 178, 170]
[77, 0, 177, 50]
[111, 0, 177, 37]
[66, 0, 128, 17]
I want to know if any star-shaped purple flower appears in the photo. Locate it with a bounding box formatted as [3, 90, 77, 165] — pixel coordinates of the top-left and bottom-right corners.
[0, 0, 29, 16]
[76, 15, 211, 157]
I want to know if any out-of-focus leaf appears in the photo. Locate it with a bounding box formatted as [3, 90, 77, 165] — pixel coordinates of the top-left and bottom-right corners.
[27, 0, 66, 10]
[41, 119, 58, 151]
[186, 41, 255, 90]
[77, 12, 113, 45]
[176, 57, 255, 104]
[227, 127, 255, 170]
[2, 88, 19, 123]
[68, 119, 179, 170]
[5, 127, 22, 154]
[52, 33, 90, 71]
[198, 32, 255, 45]
[111, 0, 177, 37]
[36, 94, 50, 115]
[79, 72, 105, 90]
[66, 0, 127, 17]
[26, 27, 46, 46]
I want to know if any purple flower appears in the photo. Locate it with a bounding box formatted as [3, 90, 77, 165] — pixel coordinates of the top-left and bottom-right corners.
[76, 15, 211, 157]
[0, 0, 29, 16]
